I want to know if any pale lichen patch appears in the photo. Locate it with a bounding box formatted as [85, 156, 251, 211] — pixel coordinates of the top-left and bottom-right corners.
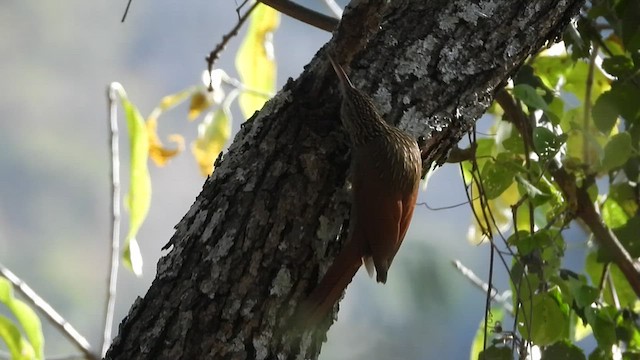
[270, 268, 292, 296]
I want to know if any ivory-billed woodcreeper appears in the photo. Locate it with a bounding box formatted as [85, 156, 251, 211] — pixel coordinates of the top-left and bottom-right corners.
[301, 56, 423, 326]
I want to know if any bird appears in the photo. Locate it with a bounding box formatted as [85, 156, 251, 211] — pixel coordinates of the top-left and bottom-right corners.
[299, 55, 423, 326]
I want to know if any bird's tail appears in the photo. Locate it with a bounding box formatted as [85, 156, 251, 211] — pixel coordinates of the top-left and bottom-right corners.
[295, 237, 363, 328]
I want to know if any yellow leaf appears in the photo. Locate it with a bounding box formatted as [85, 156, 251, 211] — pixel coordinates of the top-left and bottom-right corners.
[467, 180, 518, 244]
[158, 87, 194, 112]
[235, 3, 279, 119]
[146, 117, 185, 167]
[121, 96, 151, 277]
[192, 109, 232, 176]
[188, 91, 214, 121]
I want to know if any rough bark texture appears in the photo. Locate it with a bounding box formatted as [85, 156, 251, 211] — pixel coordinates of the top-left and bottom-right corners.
[105, 0, 583, 359]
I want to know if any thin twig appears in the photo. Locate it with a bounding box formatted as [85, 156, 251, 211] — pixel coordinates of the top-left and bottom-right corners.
[235, 0, 250, 19]
[101, 84, 122, 356]
[258, 0, 338, 32]
[583, 41, 599, 164]
[121, 0, 133, 22]
[206, 1, 259, 91]
[484, 246, 494, 351]
[0, 263, 98, 360]
[607, 270, 621, 309]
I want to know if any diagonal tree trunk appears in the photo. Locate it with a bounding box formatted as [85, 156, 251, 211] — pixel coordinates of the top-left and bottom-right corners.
[105, 0, 584, 359]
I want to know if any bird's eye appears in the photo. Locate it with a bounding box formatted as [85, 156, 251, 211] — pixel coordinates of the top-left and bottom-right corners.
[417, 136, 426, 146]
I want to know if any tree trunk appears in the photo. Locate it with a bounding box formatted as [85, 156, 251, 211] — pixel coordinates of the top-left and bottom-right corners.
[105, 0, 583, 359]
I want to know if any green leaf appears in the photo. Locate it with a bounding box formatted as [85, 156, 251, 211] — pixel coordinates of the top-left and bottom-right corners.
[0, 315, 35, 360]
[612, 214, 640, 258]
[547, 97, 565, 126]
[592, 91, 618, 134]
[573, 285, 599, 309]
[599, 181, 637, 228]
[532, 56, 611, 105]
[602, 55, 634, 78]
[601, 132, 632, 171]
[515, 174, 549, 203]
[585, 251, 637, 307]
[470, 310, 504, 360]
[478, 345, 512, 360]
[533, 127, 563, 160]
[585, 306, 617, 350]
[501, 128, 524, 153]
[588, 347, 609, 360]
[120, 94, 151, 277]
[519, 291, 569, 346]
[608, 82, 640, 123]
[480, 159, 515, 199]
[235, 3, 279, 119]
[513, 84, 548, 110]
[0, 278, 43, 359]
[542, 341, 586, 360]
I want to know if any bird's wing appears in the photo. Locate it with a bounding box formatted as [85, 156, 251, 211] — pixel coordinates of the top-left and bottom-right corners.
[351, 149, 404, 284]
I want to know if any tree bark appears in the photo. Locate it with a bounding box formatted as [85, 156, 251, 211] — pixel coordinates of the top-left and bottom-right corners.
[105, 0, 583, 359]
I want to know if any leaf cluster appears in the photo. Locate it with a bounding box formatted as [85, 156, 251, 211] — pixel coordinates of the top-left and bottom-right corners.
[466, 2, 640, 359]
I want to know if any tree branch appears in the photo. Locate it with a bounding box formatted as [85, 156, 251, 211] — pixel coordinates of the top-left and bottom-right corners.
[258, 0, 338, 32]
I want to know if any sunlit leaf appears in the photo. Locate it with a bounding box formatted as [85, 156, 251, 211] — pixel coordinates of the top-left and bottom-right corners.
[192, 108, 232, 176]
[601, 132, 632, 171]
[573, 314, 592, 342]
[0, 315, 35, 360]
[607, 183, 638, 221]
[513, 84, 548, 110]
[563, 60, 611, 104]
[602, 194, 631, 229]
[467, 182, 518, 244]
[0, 278, 43, 360]
[532, 56, 611, 103]
[559, 106, 613, 173]
[122, 238, 143, 276]
[146, 117, 185, 167]
[120, 94, 151, 277]
[235, 3, 279, 119]
[470, 310, 504, 360]
[519, 291, 569, 346]
[157, 87, 194, 113]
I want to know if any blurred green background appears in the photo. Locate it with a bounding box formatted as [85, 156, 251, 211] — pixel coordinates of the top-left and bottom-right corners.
[0, 1, 542, 358]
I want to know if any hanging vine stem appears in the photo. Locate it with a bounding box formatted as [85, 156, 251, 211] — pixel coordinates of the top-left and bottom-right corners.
[101, 84, 122, 356]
